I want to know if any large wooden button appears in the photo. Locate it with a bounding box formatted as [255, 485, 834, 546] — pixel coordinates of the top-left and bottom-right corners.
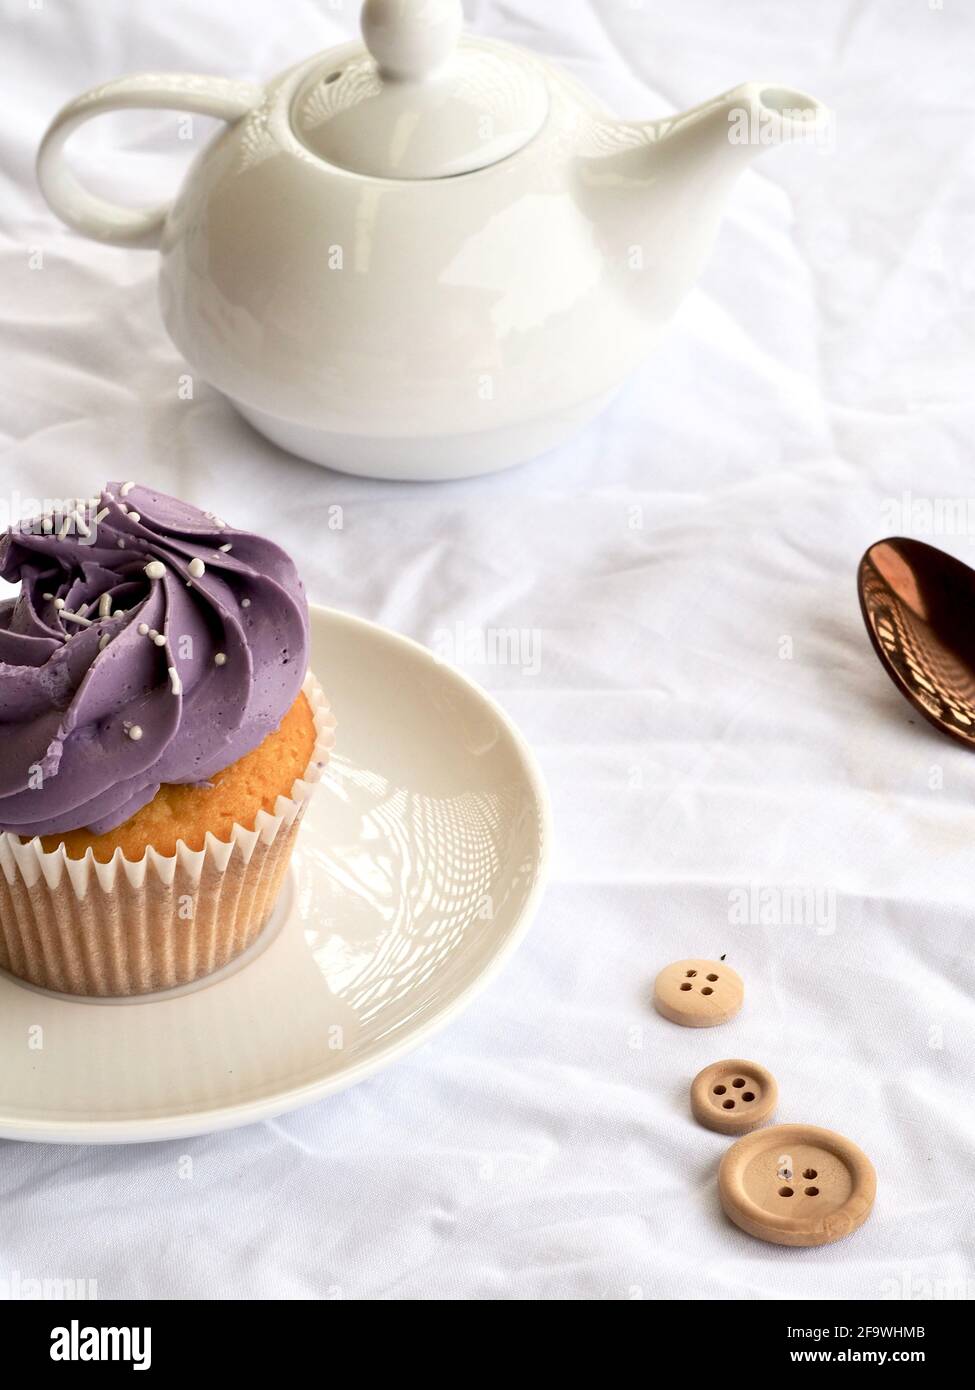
[719, 1123, 876, 1247]
[653, 959, 743, 1027]
[691, 1059, 777, 1134]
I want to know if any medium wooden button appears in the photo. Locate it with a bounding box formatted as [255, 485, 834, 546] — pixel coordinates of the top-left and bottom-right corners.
[653, 959, 743, 1027]
[719, 1123, 876, 1247]
[691, 1059, 777, 1134]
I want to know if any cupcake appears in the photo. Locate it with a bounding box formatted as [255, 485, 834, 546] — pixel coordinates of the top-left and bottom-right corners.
[0, 482, 333, 996]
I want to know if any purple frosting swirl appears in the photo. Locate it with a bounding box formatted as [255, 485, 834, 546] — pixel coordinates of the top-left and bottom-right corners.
[0, 483, 308, 838]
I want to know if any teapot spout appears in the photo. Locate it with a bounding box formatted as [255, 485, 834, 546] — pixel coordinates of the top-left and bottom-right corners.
[654, 81, 831, 175]
[572, 81, 829, 338]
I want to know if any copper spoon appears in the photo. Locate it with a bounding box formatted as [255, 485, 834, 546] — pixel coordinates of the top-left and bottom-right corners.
[858, 536, 975, 750]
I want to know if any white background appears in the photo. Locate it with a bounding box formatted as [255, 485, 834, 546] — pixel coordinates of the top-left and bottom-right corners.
[1, 0, 974, 1300]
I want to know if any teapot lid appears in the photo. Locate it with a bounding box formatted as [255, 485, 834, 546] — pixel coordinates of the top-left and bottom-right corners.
[290, 0, 549, 179]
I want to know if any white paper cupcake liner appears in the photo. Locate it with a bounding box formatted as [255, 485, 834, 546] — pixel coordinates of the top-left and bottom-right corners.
[0, 671, 335, 997]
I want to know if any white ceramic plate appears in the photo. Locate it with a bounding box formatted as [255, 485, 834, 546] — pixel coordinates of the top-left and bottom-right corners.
[0, 606, 550, 1143]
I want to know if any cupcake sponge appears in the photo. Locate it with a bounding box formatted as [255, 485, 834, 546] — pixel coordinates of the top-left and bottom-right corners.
[37, 692, 317, 862]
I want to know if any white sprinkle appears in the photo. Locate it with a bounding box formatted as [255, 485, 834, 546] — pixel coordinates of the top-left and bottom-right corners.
[168, 666, 182, 696]
[61, 610, 93, 628]
[73, 509, 91, 538]
[118, 502, 128, 514]
[144, 560, 165, 579]
[117, 538, 126, 548]
[219, 543, 232, 553]
[95, 507, 110, 524]
[214, 652, 227, 666]
[99, 634, 111, 651]
[138, 623, 149, 636]
[153, 633, 166, 647]
[120, 481, 135, 497]
[76, 602, 89, 616]
[127, 511, 141, 524]
[43, 592, 53, 601]
[99, 593, 113, 618]
[127, 724, 143, 741]
[188, 557, 206, 578]
[54, 597, 65, 610]
[112, 610, 125, 620]
[41, 517, 53, 534]
[57, 515, 71, 540]
[241, 598, 251, 608]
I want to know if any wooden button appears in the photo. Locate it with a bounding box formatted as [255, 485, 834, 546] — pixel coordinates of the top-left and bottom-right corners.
[719, 1123, 876, 1247]
[653, 959, 743, 1027]
[691, 1059, 777, 1134]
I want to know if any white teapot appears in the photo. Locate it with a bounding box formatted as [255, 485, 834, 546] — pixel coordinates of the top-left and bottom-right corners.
[38, 0, 828, 481]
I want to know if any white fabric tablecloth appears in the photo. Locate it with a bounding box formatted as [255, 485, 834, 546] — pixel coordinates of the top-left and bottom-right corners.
[1, 0, 973, 1301]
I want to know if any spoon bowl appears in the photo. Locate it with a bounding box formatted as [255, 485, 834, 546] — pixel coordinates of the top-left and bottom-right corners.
[858, 536, 975, 750]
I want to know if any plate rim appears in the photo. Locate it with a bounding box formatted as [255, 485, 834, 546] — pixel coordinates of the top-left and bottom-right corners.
[0, 604, 552, 1144]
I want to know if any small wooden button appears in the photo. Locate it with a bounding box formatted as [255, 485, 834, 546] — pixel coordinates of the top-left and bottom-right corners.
[653, 959, 743, 1027]
[719, 1123, 876, 1247]
[691, 1059, 777, 1134]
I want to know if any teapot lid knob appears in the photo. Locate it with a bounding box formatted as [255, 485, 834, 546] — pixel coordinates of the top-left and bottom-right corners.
[362, 0, 463, 82]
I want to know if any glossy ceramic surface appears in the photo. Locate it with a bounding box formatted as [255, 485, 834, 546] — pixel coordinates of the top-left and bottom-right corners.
[0, 604, 551, 1143]
[36, 1, 828, 478]
[301, 1, 549, 178]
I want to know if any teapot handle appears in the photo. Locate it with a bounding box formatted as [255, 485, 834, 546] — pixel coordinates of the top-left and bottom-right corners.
[37, 73, 263, 248]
